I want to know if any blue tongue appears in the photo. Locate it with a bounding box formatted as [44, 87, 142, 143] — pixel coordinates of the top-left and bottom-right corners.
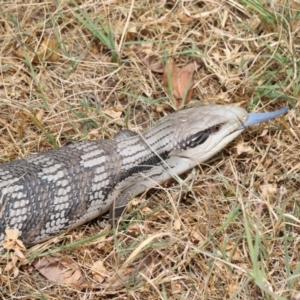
[239, 106, 288, 129]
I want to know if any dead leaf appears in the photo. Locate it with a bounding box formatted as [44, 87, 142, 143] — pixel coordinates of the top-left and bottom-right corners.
[140, 206, 152, 215]
[88, 128, 101, 138]
[35, 37, 59, 62]
[113, 103, 124, 112]
[108, 256, 159, 288]
[14, 248, 25, 260]
[228, 283, 240, 296]
[17, 122, 24, 140]
[91, 260, 107, 283]
[191, 230, 203, 243]
[262, 135, 270, 144]
[34, 255, 85, 286]
[14, 36, 59, 63]
[103, 106, 123, 119]
[171, 282, 182, 294]
[6, 229, 19, 240]
[183, 5, 221, 19]
[219, 239, 242, 261]
[289, 0, 300, 11]
[4, 262, 19, 278]
[125, 26, 138, 42]
[236, 142, 254, 155]
[162, 59, 199, 108]
[109, 267, 135, 287]
[177, 12, 194, 23]
[260, 184, 278, 199]
[259, 129, 269, 137]
[137, 51, 164, 73]
[259, 129, 272, 143]
[131, 197, 142, 206]
[264, 158, 273, 170]
[2, 229, 26, 252]
[2, 229, 26, 278]
[173, 218, 181, 231]
[36, 109, 45, 122]
[127, 224, 145, 235]
[137, 49, 203, 105]
[153, 104, 170, 113]
[4, 261, 15, 273]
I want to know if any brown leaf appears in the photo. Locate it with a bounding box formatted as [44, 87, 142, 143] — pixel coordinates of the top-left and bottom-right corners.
[236, 142, 254, 155]
[34, 255, 85, 286]
[127, 224, 145, 235]
[140, 206, 152, 215]
[4, 261, 15, 273]
[14, 248, 26, 260]
[228, 284, 240, 296]
[36, 109, 45, 122]
[14, 36, 59, 63]
[138, 51, 164, 73]
[173, 218, 181, 231]
[35, 37, 59, 62]
[125, 26, 138, 42]
[171, 282, 182, 294]
[191, 230, 204, 243]
[103, 106, 123, 119]
[2, 229, 26, 252]
[108, 256, 159, 288]
[5, 229, 19, 240]
[260, 184, 278, 199]
[91, 260, 107, 283]
[177, 12, 194, 23]
[162, 59, 199, 108]
[2, 230, 26, 278]
[219, 239, 242, 262]
[109, 267, 135, 287]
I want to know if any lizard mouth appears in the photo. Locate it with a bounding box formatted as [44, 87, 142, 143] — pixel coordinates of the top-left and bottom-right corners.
[237, 106, 288, 130]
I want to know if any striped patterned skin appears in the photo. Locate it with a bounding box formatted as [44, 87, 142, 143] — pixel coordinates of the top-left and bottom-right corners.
[0, 105, 248, 246]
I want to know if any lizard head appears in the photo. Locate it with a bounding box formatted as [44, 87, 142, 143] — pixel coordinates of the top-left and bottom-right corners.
[170, 105, 288, 164]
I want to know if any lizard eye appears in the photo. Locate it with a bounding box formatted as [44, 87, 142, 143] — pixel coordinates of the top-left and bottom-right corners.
[209, 124, 222, 133]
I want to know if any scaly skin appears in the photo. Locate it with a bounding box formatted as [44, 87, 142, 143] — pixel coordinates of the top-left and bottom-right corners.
[0, 105, 287, 246]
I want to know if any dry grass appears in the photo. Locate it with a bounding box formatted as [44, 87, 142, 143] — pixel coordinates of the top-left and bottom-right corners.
[0, 0, 300, 299]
